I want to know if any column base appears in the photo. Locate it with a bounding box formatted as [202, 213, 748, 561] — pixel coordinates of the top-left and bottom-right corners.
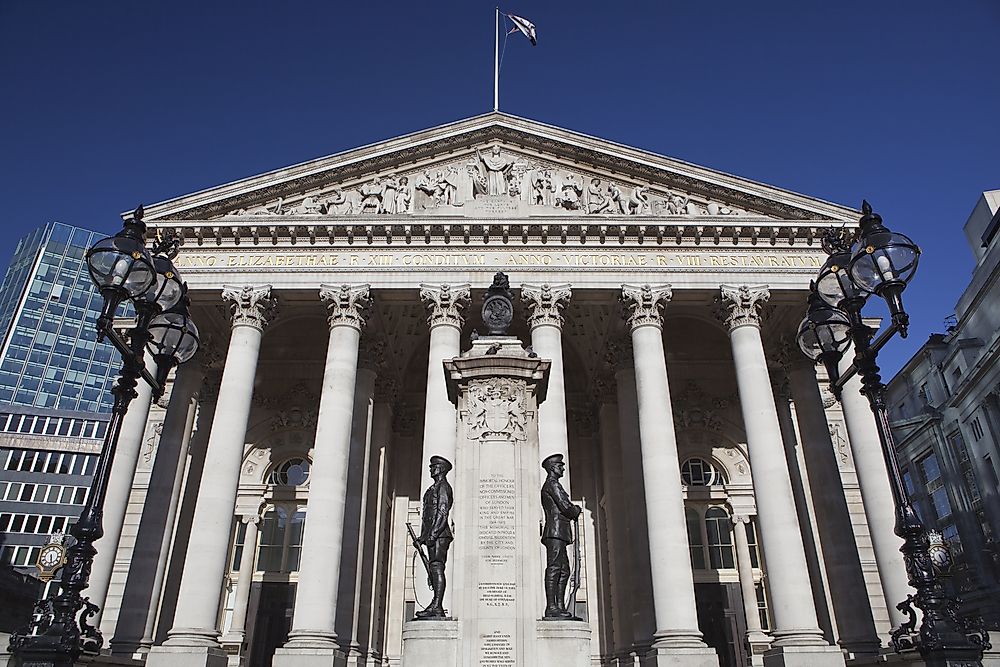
[400, 619, 458, 667]
[273, 633, 347, 667]
[763, 644, 845, 667]
[638, 645, 719, 667]
[536, 620, 591, 667]
[145, 644, 230, 667]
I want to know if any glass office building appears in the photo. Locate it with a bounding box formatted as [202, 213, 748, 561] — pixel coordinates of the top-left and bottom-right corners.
[0, 222, 125, 414]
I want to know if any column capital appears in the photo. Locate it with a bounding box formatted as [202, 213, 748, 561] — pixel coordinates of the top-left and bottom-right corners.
[521, 283, 572, 329]
[621, 284, 672, 331]
[222, 284, 278, 331]
[319, 283, 371, 330]
[718, 284, 769, 331]
[730, 513, 752, 526]
[419, 283, 471, 328]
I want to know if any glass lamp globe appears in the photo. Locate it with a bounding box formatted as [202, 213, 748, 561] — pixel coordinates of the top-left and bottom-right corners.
[86, 234, 155, 301]
[145, 255, 185, 313]
[816, 249, 868, 309]
[797, 293, 852, 363]
[147, 310, 200, 365]
[847, 202, 920, 333]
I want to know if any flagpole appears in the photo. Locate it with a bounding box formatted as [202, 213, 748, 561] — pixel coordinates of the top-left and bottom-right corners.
[493, 6, 499, 111]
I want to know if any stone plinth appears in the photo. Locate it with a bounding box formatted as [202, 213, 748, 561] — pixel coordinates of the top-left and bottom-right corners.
[536, 620, 591, 667]
[400, 620, 459, 666]
[763, 645, 846, 667]
[144, 644, 229, 667]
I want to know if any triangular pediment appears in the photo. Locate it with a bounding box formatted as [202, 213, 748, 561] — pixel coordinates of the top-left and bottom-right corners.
[139, 112, 857, 223]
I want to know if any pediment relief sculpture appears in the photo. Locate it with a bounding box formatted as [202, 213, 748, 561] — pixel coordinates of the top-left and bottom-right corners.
[220, 144, 750, 220]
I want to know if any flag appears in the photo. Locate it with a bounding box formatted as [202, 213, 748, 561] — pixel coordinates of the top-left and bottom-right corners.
[506, 14, 537, 46]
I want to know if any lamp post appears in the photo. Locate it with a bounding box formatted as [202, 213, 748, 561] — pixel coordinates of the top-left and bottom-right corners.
[797, 201, 990, 666]
[7, 206, 199, 666]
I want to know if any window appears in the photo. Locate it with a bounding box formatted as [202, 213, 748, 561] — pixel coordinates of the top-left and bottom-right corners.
[971, 417, 985, 442]
[705, 507, 735, 569]
[255, 505, 307, 573]
[746, 517, 761, 569]
[686, 508, 705, 569]
[919, 453, 953, 521]
[680, 458, 725, 487]
[270, 458, 310, 487]
[231, 521, 248, 571]
[755, 583, 771, 631]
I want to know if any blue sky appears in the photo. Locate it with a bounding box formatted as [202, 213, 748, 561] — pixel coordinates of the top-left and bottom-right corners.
[2, 1, 998, 375]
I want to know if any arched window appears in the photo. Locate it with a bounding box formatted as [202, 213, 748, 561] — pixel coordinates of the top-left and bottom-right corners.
[680, 457, 726, 487]
[705, 506, 735, 569]
[686, 507, 706, 569]
[270, 458, 310, 486]
[256, 505, 307, 573]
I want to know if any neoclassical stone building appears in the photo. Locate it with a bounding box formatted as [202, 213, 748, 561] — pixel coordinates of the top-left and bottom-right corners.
[79, 114, 912, 667]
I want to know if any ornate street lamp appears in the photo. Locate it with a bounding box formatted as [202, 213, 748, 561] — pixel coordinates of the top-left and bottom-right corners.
[8, 206, 199, 666]
[797, 202, 988, 666]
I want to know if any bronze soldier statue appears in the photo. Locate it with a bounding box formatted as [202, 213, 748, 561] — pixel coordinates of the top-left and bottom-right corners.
[540, 453, 582, 620]
[414, 455, 454, 619]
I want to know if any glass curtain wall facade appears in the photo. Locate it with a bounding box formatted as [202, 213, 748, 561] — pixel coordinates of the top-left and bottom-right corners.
[0, 222, 127, 414]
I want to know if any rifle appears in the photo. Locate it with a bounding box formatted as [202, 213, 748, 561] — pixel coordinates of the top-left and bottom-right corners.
[406, 522, 433, 588]
[566, 515, 582, 617]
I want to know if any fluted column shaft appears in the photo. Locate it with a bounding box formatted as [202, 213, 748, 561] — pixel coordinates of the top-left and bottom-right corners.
[786, 361, 880, 653]
[280, 284, 370, 652]
[226, 515, 261, 642]
[418, 283, 469, 492]
[522, 284, 572, 479]
[110, 362, 204, 654]
[720, 285, 825, 648]
[621, 284, 705, 650]
[158, 284, 276, 650]
[91, 352, 155, 631]
[837, 352, 909, 627]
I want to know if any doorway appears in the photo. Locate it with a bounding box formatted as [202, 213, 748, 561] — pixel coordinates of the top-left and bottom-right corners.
[245, 581, 296, 667]
[695, 582, 748, 667]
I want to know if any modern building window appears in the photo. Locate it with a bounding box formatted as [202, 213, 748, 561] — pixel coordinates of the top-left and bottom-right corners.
[256, 505, 307, 573]
[918, 453, 952, 521]
[971, 417, 985, 442]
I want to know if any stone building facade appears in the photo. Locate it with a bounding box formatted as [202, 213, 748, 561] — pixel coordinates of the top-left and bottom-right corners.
[886, 189, 1000, 628]
[23, 114, 920, 667]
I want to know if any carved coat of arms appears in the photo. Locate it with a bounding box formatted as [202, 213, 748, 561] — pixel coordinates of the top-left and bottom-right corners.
[467, 378, 527, 442]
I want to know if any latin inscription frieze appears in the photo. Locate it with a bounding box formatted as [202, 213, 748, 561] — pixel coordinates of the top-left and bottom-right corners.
[174, 249, 823, 271]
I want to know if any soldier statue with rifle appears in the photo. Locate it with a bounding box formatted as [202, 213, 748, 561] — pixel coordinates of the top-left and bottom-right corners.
[540, 453, 583, 620]
[408, 456, 454, 619]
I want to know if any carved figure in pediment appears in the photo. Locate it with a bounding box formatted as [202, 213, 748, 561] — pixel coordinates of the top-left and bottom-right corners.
[533, 170, 556, 206]
[395, 176, 412, 213]
[380, 176, 399, 214]
[667, 194, 689, 215]
[556, 174, 584, 210]
[436, 168, 459, 206]
[324, 188, 360, 215]
[284, 196, 323, 216]
[467, 164, 489, 198]
[360, 177, 384, 214]
[587, 178, 609, 214]
[607, 183, 628, 214]
[477, 146, 513, 195]
[628, 186, 650, 215]
[237, 197, 283, 216]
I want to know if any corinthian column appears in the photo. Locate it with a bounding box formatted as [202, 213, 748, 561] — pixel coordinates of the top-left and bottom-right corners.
[620, 285, 715, 666]
[148, 285, 276, 667]
[522, 283, 572, 478]
[417, 283, 470, 492]
[719, 285, 842, 667]
[275, 284, 370, 664]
